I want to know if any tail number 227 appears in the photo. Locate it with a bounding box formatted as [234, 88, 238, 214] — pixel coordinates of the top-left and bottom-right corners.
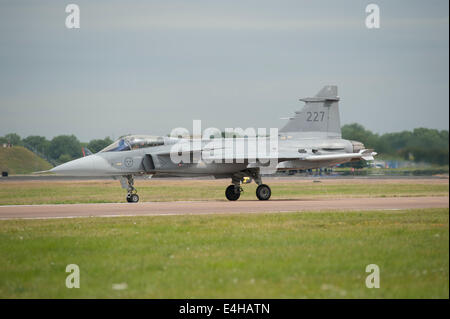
[306, 111, 325, 122]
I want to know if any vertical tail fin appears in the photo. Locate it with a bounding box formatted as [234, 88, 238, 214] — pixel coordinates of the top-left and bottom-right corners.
[280, 85, 341, 138]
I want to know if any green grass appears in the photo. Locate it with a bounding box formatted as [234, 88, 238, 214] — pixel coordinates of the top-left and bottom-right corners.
[0, 208, 448, 298]
[0, 179, 448, 205]
[0, 146, 52, 175]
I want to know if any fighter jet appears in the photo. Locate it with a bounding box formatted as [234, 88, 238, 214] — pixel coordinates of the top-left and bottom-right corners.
[48, 86, 376, 202]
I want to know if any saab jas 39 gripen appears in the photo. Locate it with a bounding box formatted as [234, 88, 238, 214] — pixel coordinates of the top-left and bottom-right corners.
[46, 86, 376, 202]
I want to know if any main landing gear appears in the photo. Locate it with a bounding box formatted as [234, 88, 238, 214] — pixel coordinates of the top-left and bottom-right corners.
[256, 184, 271, 201]
[225, 185, 242, 201]
[225, 171, 271, 201]
[121, 175, 139, 203]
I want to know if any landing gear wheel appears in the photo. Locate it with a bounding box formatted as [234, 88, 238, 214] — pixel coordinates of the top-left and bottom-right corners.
[225, 185, 241, 201]
[127, 193, 139, 203]
[256, 184, 271, 200]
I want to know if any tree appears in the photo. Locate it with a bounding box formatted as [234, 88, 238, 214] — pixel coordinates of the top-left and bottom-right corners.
[377, 131, 413, 156]
[23, 135, 50, 155]
[3, 133, 22, 146]
[48, 135, 82, 161]
[58, 154, 73, 163]
[87, 137, 113, 153]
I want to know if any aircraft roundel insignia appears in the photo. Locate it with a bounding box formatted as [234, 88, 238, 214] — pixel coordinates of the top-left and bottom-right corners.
[124, 157, 133, 167]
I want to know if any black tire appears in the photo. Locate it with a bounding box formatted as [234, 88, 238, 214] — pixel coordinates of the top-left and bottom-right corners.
[225, 185, 240, 201]
[256, 184, 271, 200]
[126, 194, 132, 202]
[129, 194, 139, 203]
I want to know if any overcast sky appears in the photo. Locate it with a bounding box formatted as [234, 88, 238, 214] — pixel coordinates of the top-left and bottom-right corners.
[0, 0, 448, 142]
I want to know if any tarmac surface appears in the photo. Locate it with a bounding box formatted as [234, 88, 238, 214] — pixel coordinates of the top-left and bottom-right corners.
[0, 196, 448, 220]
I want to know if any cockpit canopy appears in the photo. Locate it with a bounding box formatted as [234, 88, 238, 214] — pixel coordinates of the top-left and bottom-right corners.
[100, 135, 165, 152]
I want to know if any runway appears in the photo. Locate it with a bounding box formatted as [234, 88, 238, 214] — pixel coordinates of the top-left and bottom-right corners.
[0, 196, 448, 220]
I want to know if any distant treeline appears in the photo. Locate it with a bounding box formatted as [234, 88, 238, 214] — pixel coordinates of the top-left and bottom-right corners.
[341, 124, 449, 165]
[1, 124, 448, 165]
[0, 134, 112, 164]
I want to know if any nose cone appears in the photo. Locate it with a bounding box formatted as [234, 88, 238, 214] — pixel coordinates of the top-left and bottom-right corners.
[50, 155, 112, 176]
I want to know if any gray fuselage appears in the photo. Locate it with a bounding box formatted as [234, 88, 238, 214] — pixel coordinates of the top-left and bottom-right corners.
[50, 135, 360, 178]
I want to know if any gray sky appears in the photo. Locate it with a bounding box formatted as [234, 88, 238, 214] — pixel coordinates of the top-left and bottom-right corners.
[0, 0, 448, 142]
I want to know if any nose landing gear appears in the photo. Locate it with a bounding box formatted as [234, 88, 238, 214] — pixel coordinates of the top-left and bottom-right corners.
[121, 175, 140, 203]
[127, 193, 139, 203]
